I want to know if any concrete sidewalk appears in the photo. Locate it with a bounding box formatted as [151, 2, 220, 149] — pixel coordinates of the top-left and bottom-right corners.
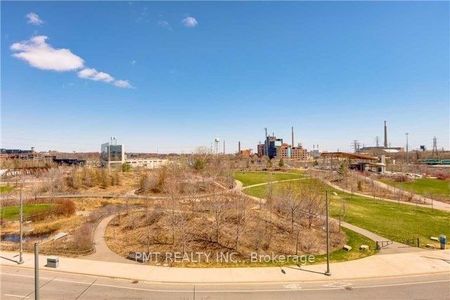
[1, 249, 449, 284]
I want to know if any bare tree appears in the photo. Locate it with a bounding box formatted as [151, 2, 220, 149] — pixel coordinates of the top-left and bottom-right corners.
[210, 195, 228, 245]
[234, 194, 248, 252]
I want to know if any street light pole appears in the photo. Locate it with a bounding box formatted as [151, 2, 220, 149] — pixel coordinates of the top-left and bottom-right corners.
[19, 179, 24, 264]
[325, 191, 331, 276]
[34, 242, 39, 300]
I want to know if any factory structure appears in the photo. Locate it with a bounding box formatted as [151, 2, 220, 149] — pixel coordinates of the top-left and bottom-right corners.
[101, 138, 168, 169]
[256, 127, 309, 160]
[358, 121, 403, 154]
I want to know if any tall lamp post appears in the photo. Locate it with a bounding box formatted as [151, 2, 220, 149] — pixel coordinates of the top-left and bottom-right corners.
[325, 191, 331, 276]
[18, 179, 24, 264]
[34, 242, 40, 300]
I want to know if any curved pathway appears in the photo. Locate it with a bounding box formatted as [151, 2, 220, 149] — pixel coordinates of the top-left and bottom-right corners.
[241, 178, 307, 190]
[318, 177, 450, 212]
[84, 214, 133, 263]
[235, 179, 417, 254]
[355, 173, 450, 211]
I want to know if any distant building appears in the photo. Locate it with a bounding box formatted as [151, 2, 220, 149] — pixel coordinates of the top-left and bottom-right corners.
[257, 143, 265, 157]
[0, 148, 36, 159]
[101, 142, 125, 168]
[126, 158, 168, 169]
[276, 143, 290, 159]
[101, 139, 169, 169]
[266, 136, 283, 159]
[291, 146, 309, 160]
[238, 149, 253, 158]
[358, 146, 403, 154]
[256, 132, 310, 160]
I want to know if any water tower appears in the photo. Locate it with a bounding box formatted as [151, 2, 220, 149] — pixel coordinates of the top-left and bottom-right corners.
[214, 138, 220, 154]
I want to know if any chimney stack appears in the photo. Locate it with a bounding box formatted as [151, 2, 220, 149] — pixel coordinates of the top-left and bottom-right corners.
[238, 141, 241, 153]
[384, 121, 388, 148]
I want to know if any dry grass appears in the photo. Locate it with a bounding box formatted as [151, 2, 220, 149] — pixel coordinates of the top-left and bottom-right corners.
[105, 205, 345, 267]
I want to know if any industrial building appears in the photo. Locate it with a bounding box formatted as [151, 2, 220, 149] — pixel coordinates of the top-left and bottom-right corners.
[0, 148, 36, 159]
[358, 121, 403, 154]
[257, 127, 309, 160]
[125, 158, 168, 169]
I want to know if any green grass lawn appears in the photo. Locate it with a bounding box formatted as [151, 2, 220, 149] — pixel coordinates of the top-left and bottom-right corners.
[329, 192, 450, 245]
[244, 177, 450, 247]
[0, 185, 14, 194]
[0, 204, 54, 221]
[314, 227, 377, 264]
[234, 171, 304, 187]
[380, 178, 450, 200]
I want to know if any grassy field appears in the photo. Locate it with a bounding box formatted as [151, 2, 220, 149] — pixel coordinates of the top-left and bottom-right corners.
[314, 227, 377, 264]
[243, 176, 450, 246]
[380, 178, 450, 200]
[0, 204, 54, 221]
[0, 185, 14, 194]
[234, 171, 304, 187]
[329, 192, 450, 245]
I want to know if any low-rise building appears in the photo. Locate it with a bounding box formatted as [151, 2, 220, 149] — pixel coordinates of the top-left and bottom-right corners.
[291, 146, 309, 160]
[125, 158, 168, 169]
[101, 142, 125, 168]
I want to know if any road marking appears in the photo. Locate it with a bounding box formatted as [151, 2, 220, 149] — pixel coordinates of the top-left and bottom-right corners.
[353, 279, 450, 290]
[75, 279, 97, 299]
[3, 294, 29, 299]
[322, 281, 352, 288]
[283, 283, 302, 290]
[2, 272, 449, 293]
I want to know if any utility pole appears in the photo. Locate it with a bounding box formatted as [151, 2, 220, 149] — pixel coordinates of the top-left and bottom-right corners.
[34, 242, 39, 300]
[19, 177, 24, 264]
[325, 191, 331, 276]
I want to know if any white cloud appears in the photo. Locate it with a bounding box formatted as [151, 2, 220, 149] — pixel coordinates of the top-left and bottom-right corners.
[10, 36, 84, 71]
[157, 20, 172, 30]
[11, 35, 133, 89]
[78, 68, 131, 88]
[182, 16, 198, 28]
[26, 12, 44, 25]
[114, 80, 133, 89]
[78, 68, 114, 83]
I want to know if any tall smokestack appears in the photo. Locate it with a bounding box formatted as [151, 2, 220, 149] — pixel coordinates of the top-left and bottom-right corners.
[264, 128, 268, 156]
[238, 141, 241, 153]
[384, 121, 388, 148]
[291, 126, 294, 147]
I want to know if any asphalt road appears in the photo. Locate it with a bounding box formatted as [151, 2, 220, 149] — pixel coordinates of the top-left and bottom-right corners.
[1, 265, 449, 300]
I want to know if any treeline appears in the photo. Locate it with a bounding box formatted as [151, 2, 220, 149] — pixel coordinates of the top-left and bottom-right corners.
[38, 167, 122, 193]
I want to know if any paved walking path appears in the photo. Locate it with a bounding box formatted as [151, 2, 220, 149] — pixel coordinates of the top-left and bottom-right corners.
[1, 249, 448, 283]
[236, 179, 418, 254]
[241, 178, 307, 190]
[319, 178, 450, 212]
[339, 222, 419, 254]
[355, 174, 450, 212]
[83, 215, 132, 263]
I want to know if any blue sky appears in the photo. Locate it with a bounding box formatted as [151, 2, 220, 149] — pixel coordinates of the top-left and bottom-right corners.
[1, 1, 449, 153]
